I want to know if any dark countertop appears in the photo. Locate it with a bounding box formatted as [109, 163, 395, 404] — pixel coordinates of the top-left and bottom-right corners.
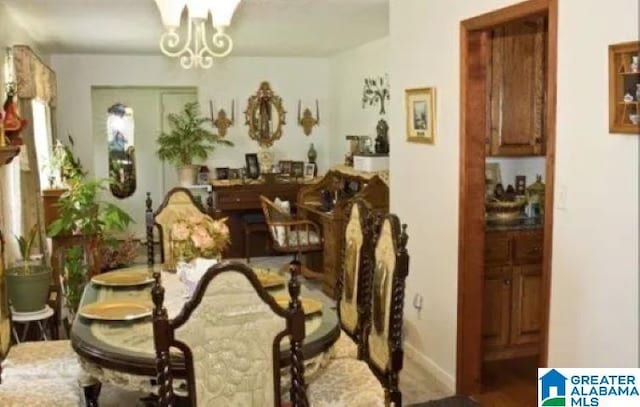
[486, 215, 544, 231]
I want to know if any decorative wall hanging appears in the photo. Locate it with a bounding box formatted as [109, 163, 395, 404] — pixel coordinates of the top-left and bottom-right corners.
[107, 103, 137, 199]
[244, 81, 286, 147]
[297, 100, 319, 136]
[405, 87, 436, 144]
[209, 99, 235, 138]
[362, 74, 390, 115]
[608, 41, 640, 134]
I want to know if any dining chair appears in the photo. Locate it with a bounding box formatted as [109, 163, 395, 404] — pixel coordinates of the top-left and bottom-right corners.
[259, 195, 323, 280]
[0, 233, 84, 406]
[152, 260, 309, 407]
[331, 199, 375, 360]
[145, 187, 214, 270]
[306, 214, 410, 407]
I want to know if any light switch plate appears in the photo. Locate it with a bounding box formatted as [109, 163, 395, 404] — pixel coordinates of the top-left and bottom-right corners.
[557, 185, 568, 210]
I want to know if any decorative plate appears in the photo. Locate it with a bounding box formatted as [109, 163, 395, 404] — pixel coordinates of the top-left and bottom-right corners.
[79, 300, 153, 321]
[258, 273, 285, 288]
[273, 295, 323, 316]
[91, 270, 154, 287]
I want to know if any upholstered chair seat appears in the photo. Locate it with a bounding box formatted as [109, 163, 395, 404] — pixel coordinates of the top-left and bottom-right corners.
[0, 378, 82, 407]
[306, 358, 384, 407]
[1, 340, 80, 380]
[329, 331, 358, 359]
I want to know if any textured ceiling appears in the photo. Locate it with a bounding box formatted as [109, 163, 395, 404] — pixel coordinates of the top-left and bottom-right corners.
[2, 0, 389, 56]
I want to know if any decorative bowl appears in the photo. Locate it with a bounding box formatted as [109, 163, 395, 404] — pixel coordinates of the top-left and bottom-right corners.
[485, 197, 527, 223]
[629, 114, 640, 125]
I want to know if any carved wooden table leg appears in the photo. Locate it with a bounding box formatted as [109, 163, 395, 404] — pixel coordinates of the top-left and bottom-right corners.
[83, 382, 102, 407]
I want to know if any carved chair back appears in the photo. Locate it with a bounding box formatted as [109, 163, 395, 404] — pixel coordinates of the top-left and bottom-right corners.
[152, 261, 309, 407]
[364, 214, 409, 407]
[0, 232, 9, 362]
[145, 188, 214, 269]
[335, 199, 374, 358]
[259, 195, 322, 254]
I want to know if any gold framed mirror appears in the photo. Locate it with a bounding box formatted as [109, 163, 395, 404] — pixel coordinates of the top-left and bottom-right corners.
[244, 81, 286, 147]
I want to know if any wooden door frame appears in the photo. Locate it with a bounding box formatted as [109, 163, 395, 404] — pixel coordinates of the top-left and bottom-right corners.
[457, 0, 557, 395]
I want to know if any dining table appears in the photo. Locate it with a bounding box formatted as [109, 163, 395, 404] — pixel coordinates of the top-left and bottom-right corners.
[70, 263, 340, 394]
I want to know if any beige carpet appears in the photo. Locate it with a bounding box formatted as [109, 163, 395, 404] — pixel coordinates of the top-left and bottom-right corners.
[93, 256, 451, 405]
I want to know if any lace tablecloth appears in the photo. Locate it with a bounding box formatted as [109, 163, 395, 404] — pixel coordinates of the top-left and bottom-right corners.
[75, 264, 334, 392]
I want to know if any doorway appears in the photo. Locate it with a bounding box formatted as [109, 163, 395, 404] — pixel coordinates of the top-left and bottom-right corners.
[457, 0, 558, 402]
[91, 87, 198, 239]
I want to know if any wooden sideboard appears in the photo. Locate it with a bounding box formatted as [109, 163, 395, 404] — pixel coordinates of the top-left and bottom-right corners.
[210, 181, 308, 259]
[297, 169, 389, 298]
[483, 227, 543, 361]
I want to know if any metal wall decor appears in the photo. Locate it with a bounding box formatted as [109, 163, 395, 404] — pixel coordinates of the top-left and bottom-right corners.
[107, 103, 136, 198]
[362, 74, 390, 115]
[209, 100, 235, 138]
[297, 100, 319, 136]
[244, 81, 286, 147]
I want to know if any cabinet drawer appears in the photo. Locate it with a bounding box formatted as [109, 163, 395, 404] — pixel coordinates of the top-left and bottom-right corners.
[215, 191, 260, 210]
[513, 232, 543, 264]
[485, 234, 511, 265]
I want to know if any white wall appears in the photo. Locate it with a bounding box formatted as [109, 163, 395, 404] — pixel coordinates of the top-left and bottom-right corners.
[390, 0, 639, 390]
[329, 37, 390, 164]
[50, 54, 333, 178]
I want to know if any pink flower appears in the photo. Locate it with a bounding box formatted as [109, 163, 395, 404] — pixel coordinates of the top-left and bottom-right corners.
[172, 222, 190, 241]
[191, 225, 214, 249]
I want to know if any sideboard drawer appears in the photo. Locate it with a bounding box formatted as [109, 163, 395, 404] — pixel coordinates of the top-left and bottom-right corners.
[485, 233, 511, 265]
[216, 191, 260, 210]
[513, 232, 544, 265]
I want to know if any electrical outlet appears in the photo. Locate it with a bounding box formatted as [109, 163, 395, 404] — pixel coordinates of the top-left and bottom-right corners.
[413, 294, 423, 311]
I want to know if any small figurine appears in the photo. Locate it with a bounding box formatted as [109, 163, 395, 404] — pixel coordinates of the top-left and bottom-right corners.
[374, 119, 390, 154]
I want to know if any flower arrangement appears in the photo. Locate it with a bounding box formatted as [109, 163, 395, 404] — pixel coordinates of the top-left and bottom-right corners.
[171, 214, 230, 261]
[100, 234, 139, 272]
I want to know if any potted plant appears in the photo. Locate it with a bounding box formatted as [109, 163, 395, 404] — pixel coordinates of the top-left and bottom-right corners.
[62, 245, 86, 317]
[156, 101, 233, 186]
[5, 226, 51, 312]
[48, 178, 133, 273]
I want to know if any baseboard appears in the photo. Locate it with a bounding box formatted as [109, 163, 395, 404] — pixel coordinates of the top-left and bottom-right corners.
[404, 341, 456, 392]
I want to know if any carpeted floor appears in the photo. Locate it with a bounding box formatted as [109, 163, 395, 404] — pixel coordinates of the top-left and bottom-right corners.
[93, 256, 453, 406]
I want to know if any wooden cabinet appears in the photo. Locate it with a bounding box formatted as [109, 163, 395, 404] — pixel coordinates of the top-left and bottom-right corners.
[483, 229, 543, 360]
[608, 41, 640, 134]
[487, 17, 546, 156]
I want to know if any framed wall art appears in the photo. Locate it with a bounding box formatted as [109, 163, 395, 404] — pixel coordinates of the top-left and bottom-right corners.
[405, 87, 437, 144]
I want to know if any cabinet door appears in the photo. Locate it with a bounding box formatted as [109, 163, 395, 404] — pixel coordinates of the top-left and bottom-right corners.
[510, 264, 542, 345]
[512, 230, 544, 265]
[483, 266, 511, 349]
[488, 17, 546, 156]
[485, 232, 512, 266]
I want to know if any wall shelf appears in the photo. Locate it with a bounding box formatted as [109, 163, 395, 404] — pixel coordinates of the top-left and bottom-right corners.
[609, 41, 640, 134]
[0, 146, 20, 166]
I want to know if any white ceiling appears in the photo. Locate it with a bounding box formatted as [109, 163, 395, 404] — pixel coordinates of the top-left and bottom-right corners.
[2, 0, 389, 57]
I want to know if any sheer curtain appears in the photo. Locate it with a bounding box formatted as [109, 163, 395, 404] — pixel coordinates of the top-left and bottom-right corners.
[0, 46, 57, 264]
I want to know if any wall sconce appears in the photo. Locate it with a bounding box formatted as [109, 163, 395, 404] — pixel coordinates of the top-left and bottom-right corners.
[209, 99, 235, 138]
[297, 100, 319, 136]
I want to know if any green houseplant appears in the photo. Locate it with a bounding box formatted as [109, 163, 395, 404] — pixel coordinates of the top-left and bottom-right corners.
[48, 177, 133, 315]
[156, 101, 233, 186]
[5, 225, 52, 312]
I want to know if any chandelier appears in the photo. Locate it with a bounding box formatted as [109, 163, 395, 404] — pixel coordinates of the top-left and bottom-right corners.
[154, 0, 242, 69]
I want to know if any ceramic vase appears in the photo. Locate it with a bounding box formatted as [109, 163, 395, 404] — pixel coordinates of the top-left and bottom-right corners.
[177, 165, 196, 187]
[307, 143, 317, 163]
[631, 56, 639, 73]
